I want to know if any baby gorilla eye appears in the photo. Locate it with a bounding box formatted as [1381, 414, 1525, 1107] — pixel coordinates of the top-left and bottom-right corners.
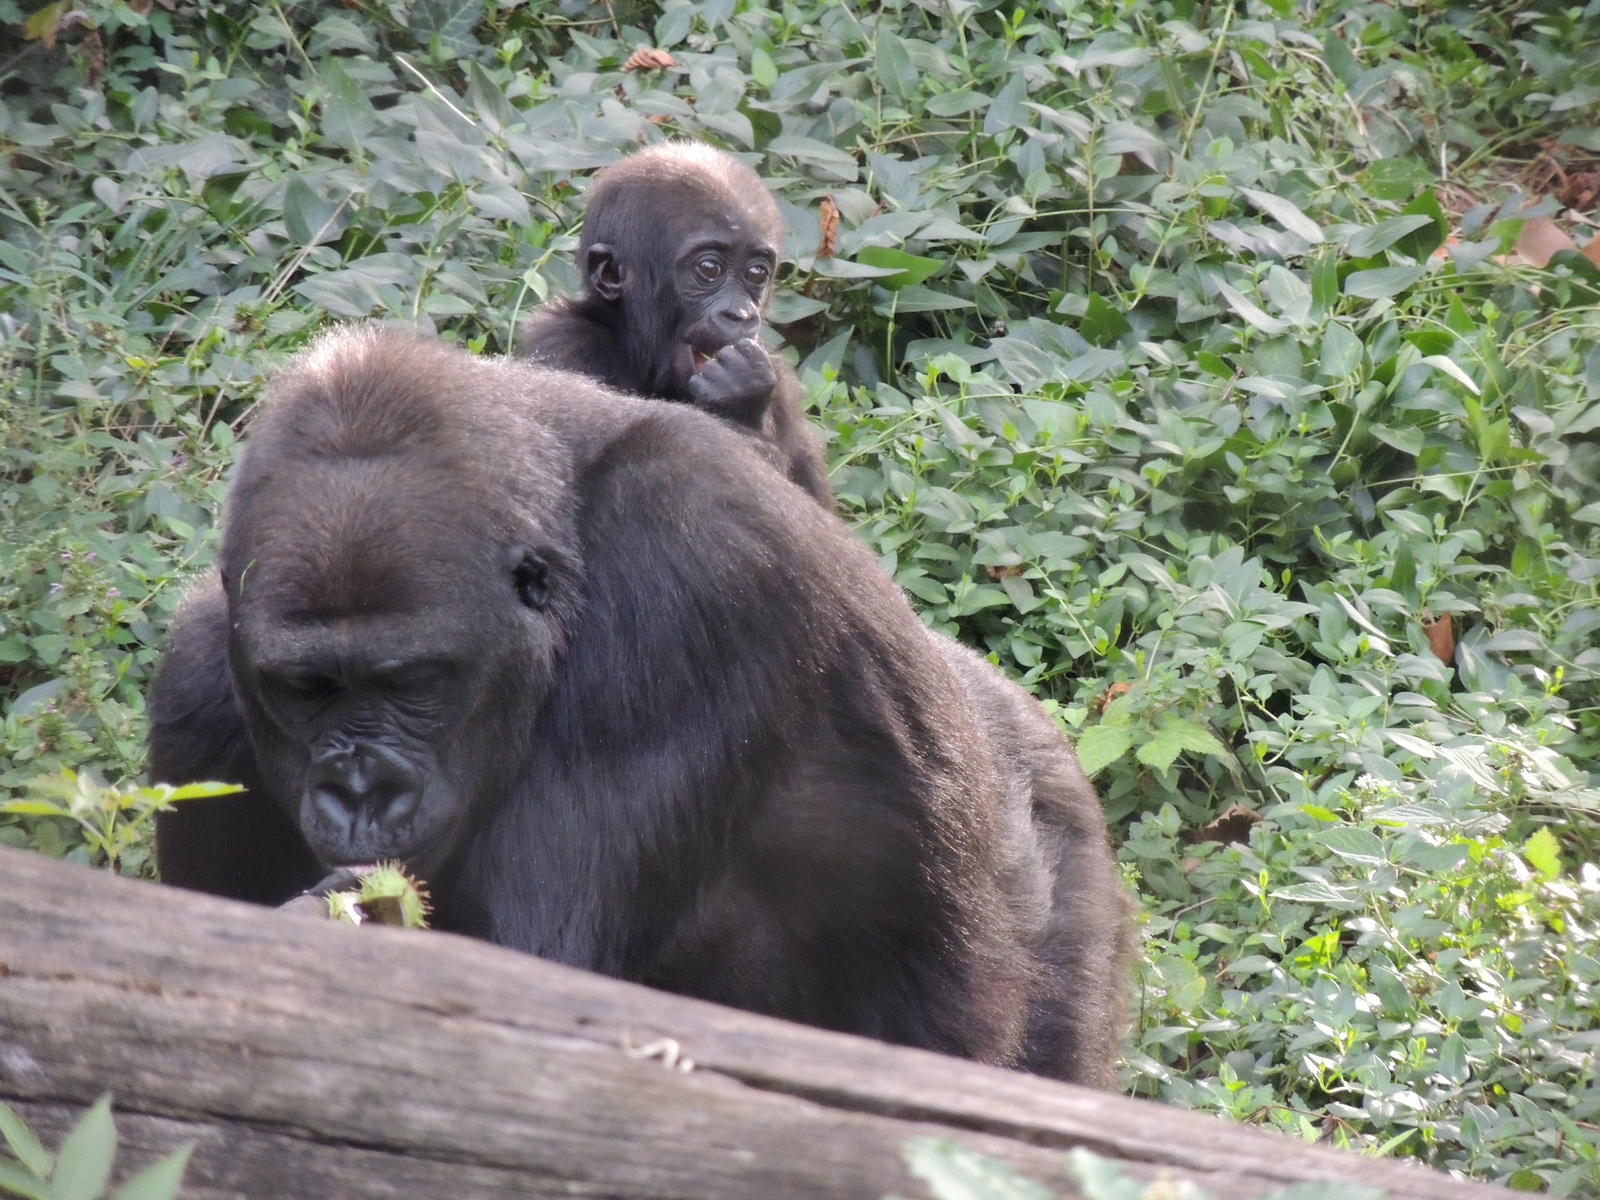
[694, 257, 724, 284]
[744, 262, 770, 289]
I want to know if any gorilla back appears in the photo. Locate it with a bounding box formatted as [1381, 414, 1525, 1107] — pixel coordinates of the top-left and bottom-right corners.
[150, 326, 1128, 1085]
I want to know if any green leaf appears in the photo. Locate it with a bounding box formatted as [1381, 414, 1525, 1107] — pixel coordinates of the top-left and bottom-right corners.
[1079, 293, 1131, 346]
[107, 1144, 194, 1200]
[319, 57, 377, 150]
[1317, 321, 1362, 379]
[408, 0, 482, 56]
[855, 246, 941, 290]
[749, 47, 777, 89]
[1152, 954, 1206, 1012]
[903, 1138, 1053, 1200]
[1343, 265, 1427, 300]
[1321, 32, 1361, 87]
[924, 90, 988, 117]
[1134, 717, 1226, 771]
[1523, 828, 1562, 880]
[1239, 188, 1323, 244]
[1074, 725, 1134, 777]
[0, 1160, 50, 1200]
[0, 1103, 51, 1179]
[1397, 189, 1447, 260]
[1213, 279, 1288, 335]
[51, 1095, 115, 1200]
[875, 33, 918, 103]
[1345, 215, 1436, 258]
[282, 178, 346, 248]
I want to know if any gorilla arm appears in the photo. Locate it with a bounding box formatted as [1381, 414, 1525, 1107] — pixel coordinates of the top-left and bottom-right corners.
[147, 576, 324, 904]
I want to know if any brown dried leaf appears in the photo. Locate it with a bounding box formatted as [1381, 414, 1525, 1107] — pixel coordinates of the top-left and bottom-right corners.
[1090, 680, 1132, 715]
[1584, 233, 1600, 270]
[1422, 612, 1455, 664]
[1193, 802, 1261, 846]
[1508, 215, 1576, 268]
[818, 195, 840, 260]
[984, 564, 1022, 580]
[126, 0, 152, 13]
[645, 113, 671, 125]
[622, 47, 676, 72]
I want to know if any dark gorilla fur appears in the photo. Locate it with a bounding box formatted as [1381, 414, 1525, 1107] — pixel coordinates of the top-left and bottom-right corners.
[149, 326, 1129, 1085]
[518, 141, 832, 506]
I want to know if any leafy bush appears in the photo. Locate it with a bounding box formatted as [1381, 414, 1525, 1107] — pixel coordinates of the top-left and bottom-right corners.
[3, 0, 1599, 1188]
[0, 1094, 192, 1200]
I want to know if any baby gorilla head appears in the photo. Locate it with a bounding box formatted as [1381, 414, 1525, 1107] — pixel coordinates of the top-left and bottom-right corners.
[577, 142, 784, 407]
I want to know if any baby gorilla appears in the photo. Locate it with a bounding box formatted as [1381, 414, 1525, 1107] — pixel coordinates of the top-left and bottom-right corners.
[519, 141, 831, 505]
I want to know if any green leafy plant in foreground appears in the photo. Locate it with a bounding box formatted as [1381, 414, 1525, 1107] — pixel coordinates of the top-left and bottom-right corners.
[0, 772, 240, 876]
[892, 1136, 1387, 1200]
[0, 1095, 192, 1200]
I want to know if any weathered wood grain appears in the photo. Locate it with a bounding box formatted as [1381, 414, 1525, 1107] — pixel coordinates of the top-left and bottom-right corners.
[0, 847, 1497, 1199]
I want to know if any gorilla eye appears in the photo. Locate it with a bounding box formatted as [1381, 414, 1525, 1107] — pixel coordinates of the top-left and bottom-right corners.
[744, 262, 770, 288]
[694, 257, 724, 284]
[270, 672, 340, 703]
[511, 549, 552, 611]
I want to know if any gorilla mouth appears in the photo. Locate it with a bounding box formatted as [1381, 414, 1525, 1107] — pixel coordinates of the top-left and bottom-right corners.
[691, 347, 713, 373]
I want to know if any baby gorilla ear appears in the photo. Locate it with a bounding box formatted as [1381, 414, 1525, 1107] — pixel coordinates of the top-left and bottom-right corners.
[508, 546, 552, 611]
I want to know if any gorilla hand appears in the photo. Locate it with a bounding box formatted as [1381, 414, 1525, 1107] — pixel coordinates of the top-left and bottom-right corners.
[687, 338, 777, 429]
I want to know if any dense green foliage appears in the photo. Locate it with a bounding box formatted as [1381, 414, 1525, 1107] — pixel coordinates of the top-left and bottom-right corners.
[3, 0, 1599, 1189]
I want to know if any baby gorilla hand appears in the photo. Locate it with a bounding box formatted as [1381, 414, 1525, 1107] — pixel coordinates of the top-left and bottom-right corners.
[687, 338, 777, 427]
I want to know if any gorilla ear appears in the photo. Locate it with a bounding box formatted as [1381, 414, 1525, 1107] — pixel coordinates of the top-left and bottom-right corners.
[508, 546, 552, 611]
[583, 244, 625, 303]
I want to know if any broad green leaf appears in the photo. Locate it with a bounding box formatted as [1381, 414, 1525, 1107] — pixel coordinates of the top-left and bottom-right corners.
[1213, 279, 1288, 334]
[408, 0, 482, 56]
[319, 58, 376, 150]
[0, 1101, 51, 1178]
[924, 90, 988, 117]
[1315, 826, 1387, 863]
[875, 33, 919, 103]
[51, 1095, 115, 1200]
[1397, 189, 1448, 260]
[1318, 321, 1362, 379]
[1344, 215, 1436, 258]
[1523, 828, 1562, 880]
[1343, 265, 1427, 300]
[282, 178, 347, 248]
[1152, 954, 1206, 1012]
[1239, 188, 1323, 244]
[1422, 354, 1479, 395]
[1079, 293, 1131, 346]
[1135, 717, 1226, 770]
[749, 47, 777, 90]
[1074, 725, 1134, 777]
[108, 1144, 194, 1200]
[855, 246, 942, 290]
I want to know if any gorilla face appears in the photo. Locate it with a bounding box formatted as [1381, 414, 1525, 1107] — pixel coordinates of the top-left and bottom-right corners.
[225, 535, 568, 876]
[214, 341, 578, 878]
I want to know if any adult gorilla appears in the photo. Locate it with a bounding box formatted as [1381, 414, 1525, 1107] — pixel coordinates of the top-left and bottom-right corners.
[518, 142, 832, 506]
[150, 326, 1127, 1085]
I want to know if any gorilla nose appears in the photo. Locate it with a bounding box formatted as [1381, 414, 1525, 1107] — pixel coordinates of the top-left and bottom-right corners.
[716, 300, 759, 340]
[306, 742, 423, 838]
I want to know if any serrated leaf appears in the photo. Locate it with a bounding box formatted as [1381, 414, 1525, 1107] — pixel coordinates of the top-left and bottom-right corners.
[1523, 828, 1562, 880]
[51, 1094, 115, 1200]
[108, 1144, 195, 1200]
[1074, 724, 1134, 777]
[1135, 717, 1226, 771]
[0, 1102, 51, 1179]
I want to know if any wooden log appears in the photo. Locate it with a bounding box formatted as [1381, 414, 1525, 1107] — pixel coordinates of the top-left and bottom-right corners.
[0, 847, 1495, 1200]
